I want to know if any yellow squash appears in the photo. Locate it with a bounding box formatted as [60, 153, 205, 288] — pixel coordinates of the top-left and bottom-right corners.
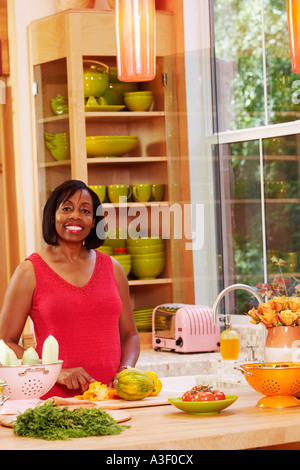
[115, 368, 155, 401]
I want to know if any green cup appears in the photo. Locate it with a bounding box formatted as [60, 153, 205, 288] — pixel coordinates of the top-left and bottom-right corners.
[88, 185, 106, 203]
[107, 184, 132, 203]
[132, 184, 152, 202]
[150, 184, 165, 201]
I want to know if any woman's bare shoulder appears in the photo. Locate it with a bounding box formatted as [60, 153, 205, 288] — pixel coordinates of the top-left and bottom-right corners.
[11, 258, 36, 284]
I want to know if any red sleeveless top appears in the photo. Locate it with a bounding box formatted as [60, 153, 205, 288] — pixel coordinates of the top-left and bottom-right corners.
[26, 251, 122, 398]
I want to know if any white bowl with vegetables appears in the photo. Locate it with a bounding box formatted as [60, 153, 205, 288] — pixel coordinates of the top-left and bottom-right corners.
[0, 335, 62, 400]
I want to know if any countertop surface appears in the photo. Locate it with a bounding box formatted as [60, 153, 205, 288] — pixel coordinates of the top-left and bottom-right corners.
[2, 387, 300, 450]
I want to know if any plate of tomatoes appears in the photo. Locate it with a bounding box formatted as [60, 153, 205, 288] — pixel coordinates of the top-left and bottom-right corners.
[168, 385, 238, 415]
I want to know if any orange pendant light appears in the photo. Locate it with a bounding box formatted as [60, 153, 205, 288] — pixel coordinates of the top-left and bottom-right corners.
[115, 0, 156, 82]
[287, 0, 300, 73]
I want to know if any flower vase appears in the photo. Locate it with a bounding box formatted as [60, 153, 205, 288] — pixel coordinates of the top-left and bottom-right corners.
[264, 326, 300, 362]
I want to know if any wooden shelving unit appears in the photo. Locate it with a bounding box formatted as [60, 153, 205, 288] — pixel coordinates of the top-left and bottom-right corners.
[28, 9, 194, 343]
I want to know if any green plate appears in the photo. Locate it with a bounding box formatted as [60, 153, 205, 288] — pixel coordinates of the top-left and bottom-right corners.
[168, 395, 238, 415]
[85, 105, 125, 112]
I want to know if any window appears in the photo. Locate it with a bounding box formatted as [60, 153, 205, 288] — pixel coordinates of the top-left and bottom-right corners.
[212, 0, 300, 131]
[211, 0, 300, 313]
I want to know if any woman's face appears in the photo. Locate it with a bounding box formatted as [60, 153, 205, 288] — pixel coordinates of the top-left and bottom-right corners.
[55, 189, 95, 244]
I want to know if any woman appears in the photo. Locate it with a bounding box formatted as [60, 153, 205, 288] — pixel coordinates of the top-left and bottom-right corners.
[0, 180, 140, 398]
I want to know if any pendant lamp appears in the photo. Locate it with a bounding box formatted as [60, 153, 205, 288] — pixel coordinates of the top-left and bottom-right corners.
[115, 0, 156, 82]
[287, 0, 300, 73]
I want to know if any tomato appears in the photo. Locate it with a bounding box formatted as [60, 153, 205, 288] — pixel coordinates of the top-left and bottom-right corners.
[182, 384, 226, 402]
[193, 392, 215, 401]
[182, 391, 196, 401]
[182, 390, 215, 402]
[213, 390, 226, 401]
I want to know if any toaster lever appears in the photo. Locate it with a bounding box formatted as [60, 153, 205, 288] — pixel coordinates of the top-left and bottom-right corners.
[175, 337, 183, 347]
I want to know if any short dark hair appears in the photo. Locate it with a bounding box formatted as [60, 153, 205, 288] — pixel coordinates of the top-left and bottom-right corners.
[42, 179, 105, 249]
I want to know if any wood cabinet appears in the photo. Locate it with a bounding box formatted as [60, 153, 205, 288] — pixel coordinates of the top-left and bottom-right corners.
[28, 9, 194, 344]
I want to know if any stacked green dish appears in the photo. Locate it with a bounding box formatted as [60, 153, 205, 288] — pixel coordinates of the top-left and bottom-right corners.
[127, 237, 165, 280]
[86, 136, 138, 157]
[111, 254, 131, 277]
[133, 307, 155, 332]
[97, 246, 114, 255]
[102, 229, 127, 249]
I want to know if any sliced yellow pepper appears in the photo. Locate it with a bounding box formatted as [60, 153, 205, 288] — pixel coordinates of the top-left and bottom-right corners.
[144, 370, 162, 396]
[75, 382, 108, 401]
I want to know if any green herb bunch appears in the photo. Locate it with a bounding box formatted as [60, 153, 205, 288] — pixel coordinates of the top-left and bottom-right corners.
[13, 401, 129, 440]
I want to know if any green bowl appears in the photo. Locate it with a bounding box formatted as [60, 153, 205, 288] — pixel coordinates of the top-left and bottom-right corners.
[103, 239, 127, 248]
[124, 93, 153, 112]
[97, 246, 114, 254]
[131, 257, 165, 280]
[127, 237, 164, 247]
[112, 254, 131, 261]
[86, 136, 138, 157]
[127, 244, 165, 255]
[168, 396, 238, 415]
[124, 91, 153, 97]
[131, 252, 165, 260]
[121, 264, 131, 276]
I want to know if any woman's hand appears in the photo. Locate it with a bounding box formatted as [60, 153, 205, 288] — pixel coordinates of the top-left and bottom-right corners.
[57, 367, 96, 393]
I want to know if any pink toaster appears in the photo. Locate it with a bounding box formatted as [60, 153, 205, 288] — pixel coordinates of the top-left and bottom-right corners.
[152, 303, 220, 353]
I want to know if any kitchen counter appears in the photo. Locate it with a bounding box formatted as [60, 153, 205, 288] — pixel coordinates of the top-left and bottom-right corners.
[1, 387, 300, 450]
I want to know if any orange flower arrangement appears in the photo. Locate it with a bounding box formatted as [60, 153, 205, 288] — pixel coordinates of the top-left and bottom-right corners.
[247, 296, 300, 327]
[247, 256, 300, 328]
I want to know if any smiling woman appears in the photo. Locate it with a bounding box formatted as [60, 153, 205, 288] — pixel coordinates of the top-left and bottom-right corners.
[42, 180, 105, 249]
[0, 179, 140, 398]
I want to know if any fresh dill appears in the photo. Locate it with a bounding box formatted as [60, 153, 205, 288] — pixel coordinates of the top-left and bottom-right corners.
[13, 400, 129, 440]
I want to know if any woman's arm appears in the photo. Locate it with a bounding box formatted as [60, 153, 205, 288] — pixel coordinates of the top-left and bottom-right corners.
[0, 260, 36, 357]
[111, 258, 140, 372]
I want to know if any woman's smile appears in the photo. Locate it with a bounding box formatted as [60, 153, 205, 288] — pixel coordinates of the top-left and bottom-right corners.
[64, 223, 84, 234]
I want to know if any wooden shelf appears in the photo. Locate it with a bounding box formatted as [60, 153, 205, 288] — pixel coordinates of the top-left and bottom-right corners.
[87, 156, 168, 164]
[128, 278, 172, 286]
[40, 156, 168, 168]
[39, 160, 71, 168]
[39, 111, 165, 124]
[85, 111, 165, 122]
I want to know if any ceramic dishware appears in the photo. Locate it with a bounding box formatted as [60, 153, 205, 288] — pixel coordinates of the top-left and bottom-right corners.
[86, 136, 138, 157]
[103, 228, 127, 248]
[150, 184, 165, 201]
[97, 246, 114, 255]
[127, 237, 164, 247]
[124, 91, 153, 111]
[103, 67, 139, 105]
[168, 395, 238, 415]
[44, 132, 70, 161]
[88, 185, 106, 203]
[132, 184, 152, 202]
[131, 252, 165, 260]
[83, 61, 109, 97]
[107, 184, 133, 203]
[131, 257, 165, 279]
[126, 244, 165, 255]
[51, 95, 69, 115]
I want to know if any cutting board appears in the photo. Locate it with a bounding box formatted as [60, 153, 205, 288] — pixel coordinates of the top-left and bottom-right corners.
[0, 409, 131, 428]
[96, 390, 174, 410]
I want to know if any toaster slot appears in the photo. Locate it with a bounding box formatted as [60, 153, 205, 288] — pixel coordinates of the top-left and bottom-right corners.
[154, 309, 176, 340]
